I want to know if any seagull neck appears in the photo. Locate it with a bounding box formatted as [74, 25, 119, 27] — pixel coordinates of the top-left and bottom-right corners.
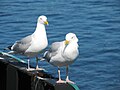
[34, 23, 46, 34]
[69, 41, 78, 48]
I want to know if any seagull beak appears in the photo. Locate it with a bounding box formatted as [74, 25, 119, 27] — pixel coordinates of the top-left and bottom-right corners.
[44, 20, 49, 25]
[64, 40, 69, 45]
[63, 40, 69, 53]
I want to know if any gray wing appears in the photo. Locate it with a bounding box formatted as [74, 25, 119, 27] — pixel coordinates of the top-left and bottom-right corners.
[44, 42, 61, 62]
[12, 35, 32, 54]
[50, 42, 61, 52]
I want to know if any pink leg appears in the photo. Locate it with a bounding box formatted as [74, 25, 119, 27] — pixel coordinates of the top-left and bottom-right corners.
[56, 67, 65, 83]
[35, 57, 45, 70]
[27, 58, 35, 71]
[66, 66, 75, 84]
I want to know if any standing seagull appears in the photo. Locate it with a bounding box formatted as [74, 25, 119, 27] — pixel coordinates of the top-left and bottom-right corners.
[44, 33, 79, 84]
[7, 15, 49, 71]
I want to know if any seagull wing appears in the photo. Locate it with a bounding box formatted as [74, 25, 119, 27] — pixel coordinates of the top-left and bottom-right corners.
[44, 42, 62, 62]
[11, 35, 32, 54]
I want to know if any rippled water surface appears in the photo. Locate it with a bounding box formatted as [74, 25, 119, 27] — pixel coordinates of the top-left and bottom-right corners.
[0, 0, 120, 90]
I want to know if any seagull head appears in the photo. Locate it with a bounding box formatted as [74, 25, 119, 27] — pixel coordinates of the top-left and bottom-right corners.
[38, 15, 49, 25]
[64, 33, 78, 45]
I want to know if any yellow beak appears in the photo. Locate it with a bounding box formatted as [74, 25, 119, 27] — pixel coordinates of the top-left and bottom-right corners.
[44, 20, 49, 25]
[64, 40, 69, 45]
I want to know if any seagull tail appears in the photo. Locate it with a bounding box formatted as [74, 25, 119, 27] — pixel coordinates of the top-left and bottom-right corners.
[4, 45, 12, 50]
[43, 51, 51, 62]
[3, 45, 16, 54]
[38, 57, 46, 61]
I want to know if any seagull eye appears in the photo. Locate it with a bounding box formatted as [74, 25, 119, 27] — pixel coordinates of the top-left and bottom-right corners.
[40, 18, 42, 20]
[71, 37, 74, 39]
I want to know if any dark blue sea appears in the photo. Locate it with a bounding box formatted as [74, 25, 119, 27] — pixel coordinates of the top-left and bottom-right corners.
[0, 0, 120, 90]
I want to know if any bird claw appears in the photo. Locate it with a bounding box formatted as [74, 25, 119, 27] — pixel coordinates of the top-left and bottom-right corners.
[36, 67, 45, 71]
[26, 68, 35, 71]
[66, 79, 75, 84]
[56, 79, 66, 83]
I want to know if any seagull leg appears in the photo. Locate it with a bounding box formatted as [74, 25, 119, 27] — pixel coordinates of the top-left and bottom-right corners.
[27, 58, 35, 71]
[35, 56, 45, 71]
[66, 66, 75, 84]
[56, 67, 65, 83]
[28, 58, 30, 69]
[36, 57, 39, 69]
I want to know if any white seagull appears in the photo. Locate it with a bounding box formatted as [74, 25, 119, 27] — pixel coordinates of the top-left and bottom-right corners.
[44, 33, 79, 84]
[7, 15, 49, 71]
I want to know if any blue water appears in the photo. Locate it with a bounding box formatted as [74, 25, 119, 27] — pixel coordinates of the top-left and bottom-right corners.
[0, 0, 120, 90]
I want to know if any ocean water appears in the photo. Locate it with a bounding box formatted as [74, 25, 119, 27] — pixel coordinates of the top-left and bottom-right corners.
[0, 0, 120, 90]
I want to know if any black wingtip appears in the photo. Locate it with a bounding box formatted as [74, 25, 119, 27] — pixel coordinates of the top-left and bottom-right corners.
[43, 51, 51, 62]
[4, 45, 12, 50]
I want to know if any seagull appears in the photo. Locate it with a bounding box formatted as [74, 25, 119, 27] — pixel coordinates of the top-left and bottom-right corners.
[44, 33, 79, 84]
[7, 15, 49, 71]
